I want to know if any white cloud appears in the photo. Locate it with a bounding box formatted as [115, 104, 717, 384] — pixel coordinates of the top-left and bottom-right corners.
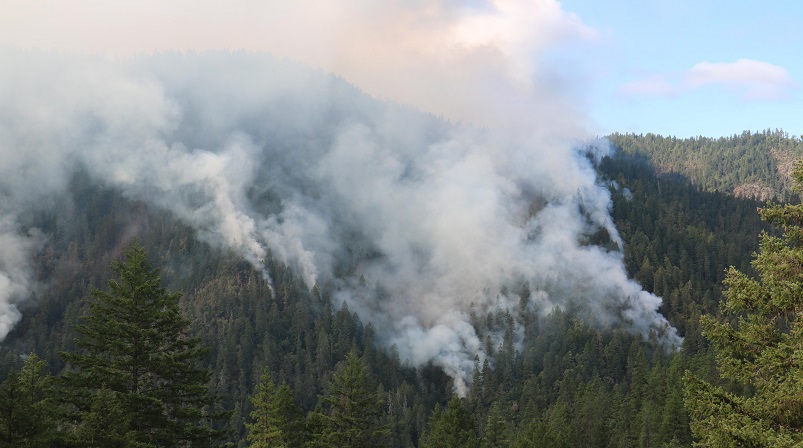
[618, 59, 794, 100]
[685, 59, 793, 100]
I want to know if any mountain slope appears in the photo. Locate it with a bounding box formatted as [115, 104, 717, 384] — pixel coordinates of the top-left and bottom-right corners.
[609, 130, 803, 200]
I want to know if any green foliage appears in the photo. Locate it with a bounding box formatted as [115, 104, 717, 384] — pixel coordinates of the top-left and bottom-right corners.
[481, 401, 513, 448]
[247, 369, 285, 447]
[61, 242, 223, 447]
[72, 387, 138, 448]
[272, 383, 307, 447]
[309, 350, 389, 448]
[684, 161, 803, 446]
[421, 396, 479, 448]
[2, 143, 783, 446]
[246, 368, 305, 448]
[599, 150, 766, 339]
[0, 354, 62, 447]
[610, 129, 803, 200]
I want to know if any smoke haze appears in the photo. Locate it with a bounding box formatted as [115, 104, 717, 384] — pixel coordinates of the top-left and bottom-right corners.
[0, 0, 596, 131]
[0, 1, 681, 394]
[0, 50, 681, 394]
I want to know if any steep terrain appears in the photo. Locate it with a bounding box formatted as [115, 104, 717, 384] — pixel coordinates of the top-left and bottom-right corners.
[609, 130, 803, 201]
[0, 51, 782, 447]
[0, 146, 770, 446]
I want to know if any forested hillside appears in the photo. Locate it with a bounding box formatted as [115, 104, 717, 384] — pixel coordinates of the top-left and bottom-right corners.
[0, 144, 773, 446]
[609, 130, 803, 201]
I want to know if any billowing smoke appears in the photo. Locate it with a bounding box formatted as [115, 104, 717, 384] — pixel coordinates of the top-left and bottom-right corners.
[0, 50, 681, 393]
[0, 1, 682, 394]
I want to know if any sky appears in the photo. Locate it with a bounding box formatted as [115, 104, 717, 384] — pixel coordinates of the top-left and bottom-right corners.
[0, 0, 800, 138]
[561, 0, 803, 138]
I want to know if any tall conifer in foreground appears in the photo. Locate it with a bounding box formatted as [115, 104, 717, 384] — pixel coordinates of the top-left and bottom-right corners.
[420, 395, 479, 448]
[246, 369, 287, 448]
[61, 242, 223, 447]
[684, 162, 803, 446]
[309, 350, 389, 448]
[0, 354, 61, 447]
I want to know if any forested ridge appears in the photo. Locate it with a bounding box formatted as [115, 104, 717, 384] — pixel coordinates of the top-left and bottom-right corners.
[609, 130, 803, 201]
[0, 142, 789, 446]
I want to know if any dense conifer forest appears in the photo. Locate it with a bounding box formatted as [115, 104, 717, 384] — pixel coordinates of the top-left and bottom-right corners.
[1, 135, 791, 446]
[609, 130, 803, 201]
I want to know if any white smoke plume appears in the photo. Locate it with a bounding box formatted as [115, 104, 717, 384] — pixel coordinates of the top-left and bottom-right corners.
[0, 215, 43, 340]
[0, 1, 682, 394]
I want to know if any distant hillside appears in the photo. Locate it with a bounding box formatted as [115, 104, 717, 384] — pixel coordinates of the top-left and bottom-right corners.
[609, 130, 803, 201]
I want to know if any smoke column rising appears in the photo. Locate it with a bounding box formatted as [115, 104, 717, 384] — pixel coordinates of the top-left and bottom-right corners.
[0, 50, 681, 394]
[0, 216, 43, 340]
[0, 1, 682, 393]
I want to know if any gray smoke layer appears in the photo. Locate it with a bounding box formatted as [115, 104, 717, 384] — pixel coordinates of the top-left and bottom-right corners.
[0, 51, 681, 393]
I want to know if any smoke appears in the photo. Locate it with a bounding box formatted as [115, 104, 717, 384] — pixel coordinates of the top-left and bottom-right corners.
[0, 215, 43, 340]
[1, 0, 596, 132]
[0, 1, 682, 394]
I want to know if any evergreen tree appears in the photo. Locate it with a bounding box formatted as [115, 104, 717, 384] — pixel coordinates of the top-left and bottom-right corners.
[684, 161, 803, 446]
[5, 138, 783, 447]
[0, 354, 61, 447]
[72, 387, 136, 448]
[310, 350, 388, 448]
[272, 383, 306, 448]
[420, 396, 479, 448]
[61, 242, 223, 447]
[481, 401, 513, 448]
[246, 368, 287, 448]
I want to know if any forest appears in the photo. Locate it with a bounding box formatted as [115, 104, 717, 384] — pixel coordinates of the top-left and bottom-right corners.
[609, 130, 803, 201]
[2, 128, 801, 447]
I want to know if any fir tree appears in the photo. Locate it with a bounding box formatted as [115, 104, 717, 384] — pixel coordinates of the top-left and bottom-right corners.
[310, 350, 389, 448]
[420, 396, 479, 448]
[481, 401, 513, 448]
[684, 161, 803, 446]
[61, 242, 223, 447]
[72, 387, 136, 448]
[0, 354, 61, 447]
[246, 368, 286, 448]
[272, 383, 306, 447]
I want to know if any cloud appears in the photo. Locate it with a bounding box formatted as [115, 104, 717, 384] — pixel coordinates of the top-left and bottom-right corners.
[685, 59, 794, 100]
[618, 59, 794, 100]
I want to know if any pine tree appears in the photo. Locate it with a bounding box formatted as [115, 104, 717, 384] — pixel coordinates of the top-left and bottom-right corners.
[72, 387, 136, 448]
[246, 380, 307, 448]
[420, 396, 479, 448]
[310, 350, 389, 448]
[61, 242, 223, 447]
[0, 354, 61, 447]
[481, 401, 513, 448]
[272, 383, 306, 447]
[684, 161, 803, 446]
[246, 368, 286, 448]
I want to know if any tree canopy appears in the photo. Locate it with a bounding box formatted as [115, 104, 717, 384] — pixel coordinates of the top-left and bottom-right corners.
[684, 161, 803, 446]
[61, 242, 222, 447]
[0, 144, 789, 447]
[308, 349, 389, 448]
[246, 367, 306, 448]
